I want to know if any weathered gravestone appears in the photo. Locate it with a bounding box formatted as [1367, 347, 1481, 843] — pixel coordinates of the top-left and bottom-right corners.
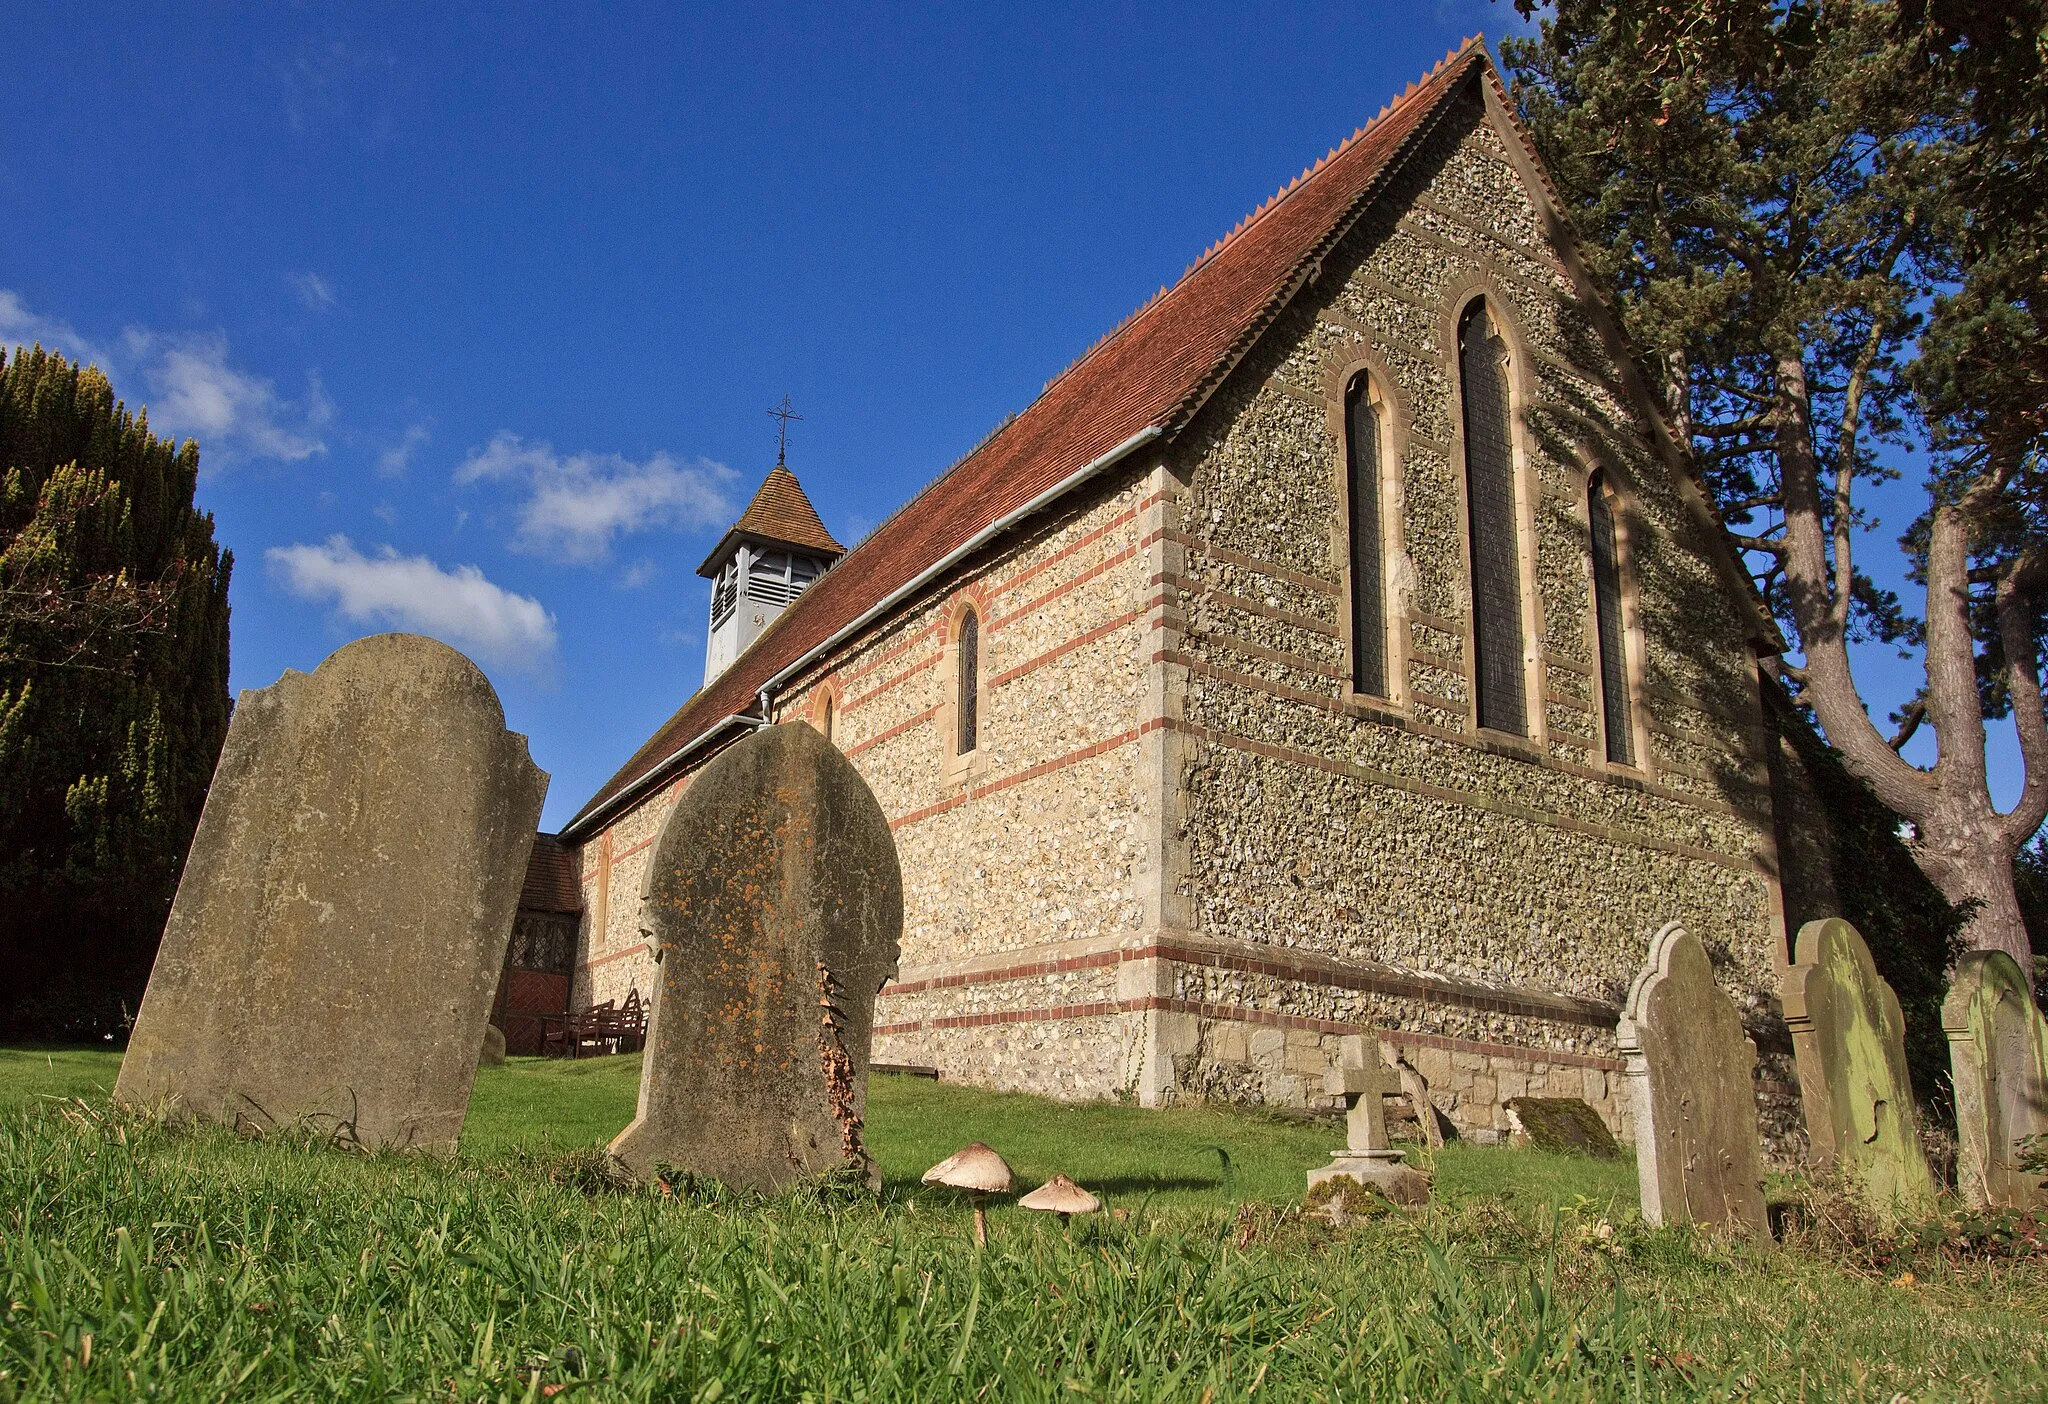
[610, 721, 902, 1191]
[1305, 1034, 1431, 1206]
[1784, 917, 1936, 1217]
[114, 634, 548, 1151]
[1944, 951, 2048, 1209]
[1616, 921, 1769, 1235]
[1505, 1097, 1620, 1159]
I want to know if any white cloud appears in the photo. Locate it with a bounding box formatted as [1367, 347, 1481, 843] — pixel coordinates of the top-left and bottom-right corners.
[129, 329, 332, 463]
[290, 272, 337, 312]
[378, 421, 431, 477]
[267, 535, 557, 674]
[2, 290, 332, 468]
[617, 559, 659, 590]
[0, 290, 108, 366]
[455, 431, 737, 565]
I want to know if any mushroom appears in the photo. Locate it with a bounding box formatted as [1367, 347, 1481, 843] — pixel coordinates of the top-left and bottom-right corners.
[922, 1142, 1013, 1246]
[1017, 1174, 1100, 1226]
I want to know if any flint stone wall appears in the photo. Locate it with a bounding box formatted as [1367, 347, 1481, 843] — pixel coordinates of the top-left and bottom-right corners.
[569, 83, 1791, 1149]
[1161, 84, 1784, 1138]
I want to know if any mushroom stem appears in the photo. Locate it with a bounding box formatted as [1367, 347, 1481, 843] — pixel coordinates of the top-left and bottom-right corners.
[971, 1197, 989, 1246]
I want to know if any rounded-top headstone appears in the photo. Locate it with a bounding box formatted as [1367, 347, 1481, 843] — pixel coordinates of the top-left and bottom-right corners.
[609, 721, 902, 1190]
[1943, 950, 2048, 1209]
[1785, 917, 1936, 1217]
[114, 633, 548, 1151]
[1617, 921, 1769, 1235]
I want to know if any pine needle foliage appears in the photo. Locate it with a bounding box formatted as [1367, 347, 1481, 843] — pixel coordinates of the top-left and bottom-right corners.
[0, 345, 231, 1037]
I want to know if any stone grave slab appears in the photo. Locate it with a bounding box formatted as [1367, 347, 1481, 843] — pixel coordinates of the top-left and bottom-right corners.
[114, 634, 547, 1151]
[1306, 1033, 1431, 1206]
[1616, 921, 1769, 1235]
[1504, 1097, 1619, 1158]
[610, 721, 902, 1191]
[1784, 917, 1936, 1217]
[1944, 951, 2048, 1209]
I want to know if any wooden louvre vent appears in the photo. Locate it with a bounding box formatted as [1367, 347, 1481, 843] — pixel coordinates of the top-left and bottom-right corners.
[1346, 378, 1386, 698]
[1458, 303, 1526, 736]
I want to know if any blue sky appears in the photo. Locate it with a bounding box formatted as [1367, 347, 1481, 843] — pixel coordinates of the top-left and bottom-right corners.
[1, 2, 2018, 827]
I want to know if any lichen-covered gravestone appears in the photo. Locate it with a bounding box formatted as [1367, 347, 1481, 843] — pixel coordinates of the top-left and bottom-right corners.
[1616, 921, 1769, 1235]
[114, 634, 548, 1151]
[610, 722, 902, 1191]
[1784, 917, 1936, 1217]
[1944, 951, 2048, 1209]
[1504, 1097, 1620, 1159]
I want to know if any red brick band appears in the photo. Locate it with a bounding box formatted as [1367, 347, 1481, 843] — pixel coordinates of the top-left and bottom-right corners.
[876, 995, 1622, 1072]
[883, 941, 1617, 1027]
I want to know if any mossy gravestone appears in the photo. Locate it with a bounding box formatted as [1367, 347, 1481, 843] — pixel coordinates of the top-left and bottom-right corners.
[610, 722, 902, 1191]
[114, 635, 548, 1151]
[1943, 951, 2048, 1210]
[1505, 1097, 1619, 1158]
[1784, 917, 1937, 1218]
[1616, 922, 1769, 1236]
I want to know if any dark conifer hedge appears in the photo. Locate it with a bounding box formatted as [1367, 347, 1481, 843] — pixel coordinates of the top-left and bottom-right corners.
[0, 346, 232, 1038]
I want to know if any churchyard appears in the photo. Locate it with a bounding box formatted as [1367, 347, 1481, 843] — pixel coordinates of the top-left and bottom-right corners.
[3, 640, 2043, 1399]
[1, 1052, 2045, 1400]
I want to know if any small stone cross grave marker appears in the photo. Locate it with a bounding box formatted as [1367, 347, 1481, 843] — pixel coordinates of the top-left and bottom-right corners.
[1617, 921, 1769, 1236]
[1944, 951, 2048, 1210]
[1306, 1034, 1430, 1205]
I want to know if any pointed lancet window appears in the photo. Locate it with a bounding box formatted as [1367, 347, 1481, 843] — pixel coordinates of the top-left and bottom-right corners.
[1458, 301, 1526, 736]
[956, 608, 979, 755]
[1588, 473, 1635, 766]
[1346, 376, 1387, 698]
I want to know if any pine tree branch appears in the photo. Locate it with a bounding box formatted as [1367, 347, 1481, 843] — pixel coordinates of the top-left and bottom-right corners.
[1696, 415, 1776, 438]
[1831, 310, 1891, 634]
[1726, 532, 1788, 555]
[1888, 699, 1926, 752]
[1996, 547, 2048, 848]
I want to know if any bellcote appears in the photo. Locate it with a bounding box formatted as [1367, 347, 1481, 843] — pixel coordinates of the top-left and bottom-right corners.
[699, 464, 844, 685]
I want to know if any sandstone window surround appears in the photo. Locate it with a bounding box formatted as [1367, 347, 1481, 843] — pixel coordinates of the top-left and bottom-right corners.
[1322, 348, 1411, 714]
[939, 597, 990, 785]
[1585, 470, 1649, 771]
[811, 680, 842, 745]
[1446, 288, 1546, 753]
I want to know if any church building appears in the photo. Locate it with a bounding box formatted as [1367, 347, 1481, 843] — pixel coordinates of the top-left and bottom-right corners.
[557, 41, 1796, 1145]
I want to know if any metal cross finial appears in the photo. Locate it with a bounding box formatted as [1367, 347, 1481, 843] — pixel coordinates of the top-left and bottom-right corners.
[767, 395, 803, 467]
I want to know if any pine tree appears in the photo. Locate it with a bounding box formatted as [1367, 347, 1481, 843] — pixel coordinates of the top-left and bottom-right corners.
[1503, 1, 2048, 983]
[0, 345, 232, 1036]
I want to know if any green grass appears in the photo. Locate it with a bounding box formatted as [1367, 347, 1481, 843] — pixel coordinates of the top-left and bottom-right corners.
[3, 1048, 2045, 1400]
[465, 1053, 1639, 1218]
[0, 1046, 122, 1111]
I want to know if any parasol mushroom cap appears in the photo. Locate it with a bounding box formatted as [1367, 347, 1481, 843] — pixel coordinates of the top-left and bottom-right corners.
[922, 1142, 1014, 1194]
[1016, 1174, 1100, 1216]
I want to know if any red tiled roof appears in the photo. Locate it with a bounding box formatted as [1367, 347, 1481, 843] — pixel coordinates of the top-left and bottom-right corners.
[567, 39, 1490, 836]
[696, 463, 845, 576]
[519, 833, 583, 914]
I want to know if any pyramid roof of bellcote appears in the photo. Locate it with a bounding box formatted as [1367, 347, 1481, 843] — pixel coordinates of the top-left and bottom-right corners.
[696, 463, 846, 576]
